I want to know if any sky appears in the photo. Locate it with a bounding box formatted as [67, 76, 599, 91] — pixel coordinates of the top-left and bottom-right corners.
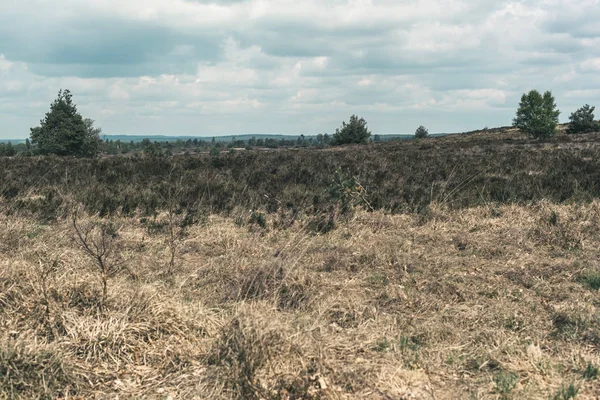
[1, 0, 600, 138]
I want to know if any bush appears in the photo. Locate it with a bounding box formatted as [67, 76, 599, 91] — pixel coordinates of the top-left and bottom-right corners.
[568, 104, 598, 134]
[332, 115, 371, 145]
[415, 125, 429, 139]
[513, 90, 560, 138]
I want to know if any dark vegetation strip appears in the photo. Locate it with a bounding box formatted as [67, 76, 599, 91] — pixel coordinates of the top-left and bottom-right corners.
[1, 133, 600, 221]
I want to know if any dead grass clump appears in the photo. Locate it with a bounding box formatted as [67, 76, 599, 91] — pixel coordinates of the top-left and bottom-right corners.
[529, 209, 583, 251]
[0, 219, 28, 255]
[327, 306, 359, 329]
[0, 341, 78, 399]
[207, 317, 283, 399]
[277, 281, 312, 311]
[65, 281, 103, 312]
[0, 272, 30, 315]
[224, 263, 312, 311]
[304, 211, 336, 235]
[64, 316, 141, 365]
[235, 263, 284, 302]
[312, 246, 353, 272]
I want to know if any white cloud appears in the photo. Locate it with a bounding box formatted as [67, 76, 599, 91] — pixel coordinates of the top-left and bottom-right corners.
[579, 58, 600, 72]
[0, 55, 13, 73]
[1, 0, 600, 138]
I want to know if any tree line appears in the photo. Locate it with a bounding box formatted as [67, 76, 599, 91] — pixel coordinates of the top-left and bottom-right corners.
[1, 89, 598, 158]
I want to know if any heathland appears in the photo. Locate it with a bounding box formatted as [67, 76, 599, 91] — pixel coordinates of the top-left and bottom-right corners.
[1, 128, 600, 399]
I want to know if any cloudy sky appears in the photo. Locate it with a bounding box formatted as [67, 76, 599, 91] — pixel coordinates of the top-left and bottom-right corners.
[1, 0, 599, 138]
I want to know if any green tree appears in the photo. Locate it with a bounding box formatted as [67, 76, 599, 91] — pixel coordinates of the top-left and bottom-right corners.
[30, 89, 100, 157]
[567, 104, 598, 134]
[142, 138, 162, 157]
[332, 115, 371, 145]
[512, 90, 560, 138]
[415, 125, 429, 139]
[82, 118, 101, 155]
[0, 143, 16, 157]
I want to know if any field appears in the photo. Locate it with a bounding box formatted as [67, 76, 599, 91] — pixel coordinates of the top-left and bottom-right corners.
[1, 129, 600, 399]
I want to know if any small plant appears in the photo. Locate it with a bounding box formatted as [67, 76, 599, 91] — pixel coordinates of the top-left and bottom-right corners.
[72, 212, 123, 313]
[553, 383, 579, 400]
[369, 273, 389, 286]
[549, 211, 559, 226]
[249, 211, 267, 229]
[161, 170, 197, 274]
[398, 336, 421, 352]
[329, 168, 373, 215]
[583, 363, 599, 380]
[578, 272, 600, 290]
[371, 338, 390, 352]
[493, 370, 518, 397]
[34, 256, 63, 339]
[398, 336, 421, 369]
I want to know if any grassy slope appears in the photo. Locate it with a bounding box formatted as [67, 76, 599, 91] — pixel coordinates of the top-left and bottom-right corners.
[1, 130, 600, 399]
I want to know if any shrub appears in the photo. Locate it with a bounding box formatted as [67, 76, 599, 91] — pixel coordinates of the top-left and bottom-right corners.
[568, 104, 598, 134]
[415, 125, 429, 139]
[332, 115, 371, 145]
[513, 90, 560, 138]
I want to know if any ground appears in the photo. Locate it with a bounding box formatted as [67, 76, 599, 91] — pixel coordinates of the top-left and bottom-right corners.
[1, 199, 599, 399]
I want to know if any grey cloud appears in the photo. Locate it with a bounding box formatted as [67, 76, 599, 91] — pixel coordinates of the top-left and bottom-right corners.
[0, 14, 223, 78]
[544, 14, 600, 38]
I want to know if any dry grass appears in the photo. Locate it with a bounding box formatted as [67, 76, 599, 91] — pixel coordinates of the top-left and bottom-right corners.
[1, 201, 600, 399]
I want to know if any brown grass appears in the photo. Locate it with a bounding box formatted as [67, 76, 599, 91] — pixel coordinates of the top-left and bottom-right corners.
[1, 201, 600, 399]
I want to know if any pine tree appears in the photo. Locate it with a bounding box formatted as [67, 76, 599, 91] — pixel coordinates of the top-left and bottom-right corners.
[30, 89, 100, 157]
[415, 125, 429, 139]
[567, 104, 598, 134]
[332, 115, 371, 145]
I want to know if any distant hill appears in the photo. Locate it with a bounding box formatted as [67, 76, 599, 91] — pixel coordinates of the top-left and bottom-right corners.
[0, 139, 26, 144]
[1, 132, 455, 144]
[101, 134, 314, 143]
[100, 133, 417, 143]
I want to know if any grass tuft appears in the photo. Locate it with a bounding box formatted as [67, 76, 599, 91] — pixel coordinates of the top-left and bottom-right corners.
[0, 342, 78, 399]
